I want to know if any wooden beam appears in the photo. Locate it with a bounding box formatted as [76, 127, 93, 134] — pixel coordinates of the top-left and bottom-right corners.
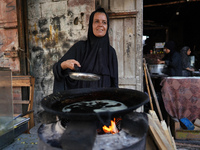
[13, 100, 30, 104]
[12, 75, 32, 87]
[144, 0, 200, 8]
[108, 11, 138, 19]
[144, 27, 168, 30]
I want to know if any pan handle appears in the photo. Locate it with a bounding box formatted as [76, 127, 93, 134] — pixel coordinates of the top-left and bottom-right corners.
[74, 64, 80, 72]
[96, 112, 112, 126]
[5, 110, 34, 126]
[13, 110, 34, 120]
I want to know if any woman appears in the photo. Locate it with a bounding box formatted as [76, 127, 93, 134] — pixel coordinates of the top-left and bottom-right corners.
[53, 8, 118, 93]
[180, 46, 194, 76]
[157, 41, 182, 76]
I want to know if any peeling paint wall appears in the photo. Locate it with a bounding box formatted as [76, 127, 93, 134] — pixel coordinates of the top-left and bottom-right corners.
[27, 0, 95, 121]
[0, 0, 23, 114]
[0, 0, 20, 72]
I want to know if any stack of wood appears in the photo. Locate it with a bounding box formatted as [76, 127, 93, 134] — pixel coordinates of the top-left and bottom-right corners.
[148, 110, 176, 150]
[143, 58, 176, 149]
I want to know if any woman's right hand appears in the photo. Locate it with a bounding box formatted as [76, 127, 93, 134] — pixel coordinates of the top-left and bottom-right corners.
[61, 59, 81, 70]
[190, 68, 195, 72]
[157, 59, 165, 64]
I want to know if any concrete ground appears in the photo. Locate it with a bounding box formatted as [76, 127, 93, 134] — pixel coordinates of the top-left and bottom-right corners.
[3, 134, 200, 150]
[2, 124, 39, 150]
[177, 145, 200, 150]
[2, 124, 200, 150]
[2, 133, 38, 150]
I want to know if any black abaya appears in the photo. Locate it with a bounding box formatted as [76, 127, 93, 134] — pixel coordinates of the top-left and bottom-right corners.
[53, 8, 118, 93]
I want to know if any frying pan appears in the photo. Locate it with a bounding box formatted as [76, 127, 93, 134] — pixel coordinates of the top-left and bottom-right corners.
[69, 72, 100, 81]
[68, 64, 100, 81]
[41, 88, 149, 121]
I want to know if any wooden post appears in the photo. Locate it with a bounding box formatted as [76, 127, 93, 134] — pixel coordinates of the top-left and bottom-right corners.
[144, 60, 163, 121]
[143, 58, 154, 110]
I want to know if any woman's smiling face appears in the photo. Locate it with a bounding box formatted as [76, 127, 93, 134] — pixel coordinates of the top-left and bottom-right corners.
[92, 12, 108, 37]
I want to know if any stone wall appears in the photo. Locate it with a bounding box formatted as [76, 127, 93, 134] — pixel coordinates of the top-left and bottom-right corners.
[27, 0, 95, 122]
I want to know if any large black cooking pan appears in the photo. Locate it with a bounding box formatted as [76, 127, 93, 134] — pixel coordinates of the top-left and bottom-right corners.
[41, 88, 149, 120]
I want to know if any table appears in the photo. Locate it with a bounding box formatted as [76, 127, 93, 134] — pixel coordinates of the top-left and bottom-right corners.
[160, 77, 200, 121]
[192, 71, 200, 76]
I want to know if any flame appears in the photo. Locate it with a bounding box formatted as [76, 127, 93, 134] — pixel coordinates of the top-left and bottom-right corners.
[102, 118, 119, 134]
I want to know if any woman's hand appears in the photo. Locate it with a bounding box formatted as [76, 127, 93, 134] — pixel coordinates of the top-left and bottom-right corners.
[190, 68, 195, 72]
[157, 59, 165, 64]
[186, 68, 195, 72]
[61, 59, 81, 70]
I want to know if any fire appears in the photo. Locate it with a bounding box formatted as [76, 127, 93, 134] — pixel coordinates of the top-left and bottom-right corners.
[102, 118, 119, 134]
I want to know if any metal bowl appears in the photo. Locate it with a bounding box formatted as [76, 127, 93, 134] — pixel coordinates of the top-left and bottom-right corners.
[148, 64, 166, 75]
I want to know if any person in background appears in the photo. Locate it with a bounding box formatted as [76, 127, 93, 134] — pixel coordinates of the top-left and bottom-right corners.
[157, 41, 182, 76]
[180, 46, 194, 76]
[53, 8, 118, 93]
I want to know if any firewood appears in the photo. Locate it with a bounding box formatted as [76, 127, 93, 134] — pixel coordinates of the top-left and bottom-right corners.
[149, 125, 167, 150]
[148, 110, 176, 150]
[148, 113, 171, 150]
[194, 118, 200, 127]
[161, 120, 173, 147]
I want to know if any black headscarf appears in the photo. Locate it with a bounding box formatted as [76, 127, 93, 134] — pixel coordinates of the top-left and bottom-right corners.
[164, 41, 176, 55]
[81, 8, 111, 75]
[53, 8, 118, 93]
[162, 41, 182, 76]
[180, 46, 191, 69]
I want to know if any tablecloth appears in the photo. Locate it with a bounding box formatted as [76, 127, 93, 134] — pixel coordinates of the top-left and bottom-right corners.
[160, 77, 200, 121]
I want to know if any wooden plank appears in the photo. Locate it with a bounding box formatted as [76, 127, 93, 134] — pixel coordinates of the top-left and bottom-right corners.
[149, 125, 167, 150]
[168, 127, 177, 150]
[109, 19, 124, 78]
[143, 59, 153, 110]
[13, 100, 29, 104]
[12, 75, 32, 87]
[150, 111, 176, 150]
[161, 120, 173, 148]
[194, 119, 200, 127]
[170, 117, 200, 140]
[144, 1, 192, 8]
[145, 63, 163, 121]
[108, 11, 138, 19]
[124, 17, 136, 77]
[110, 0, 124, 11]
[103, 0, 143, 91]
[148, 112, 172, 150]
[176, 130, 200, 140]
[28, 76, 35, 130]
[28, 76, 35, 110]
[146, 132, 158, 150]
[12, 75, 35, 131]
[119, 77, 136, 85]
[135, 0, 143, 91]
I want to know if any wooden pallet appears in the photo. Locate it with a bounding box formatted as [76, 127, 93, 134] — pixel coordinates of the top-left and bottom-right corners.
[12, 75, 35, 131]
